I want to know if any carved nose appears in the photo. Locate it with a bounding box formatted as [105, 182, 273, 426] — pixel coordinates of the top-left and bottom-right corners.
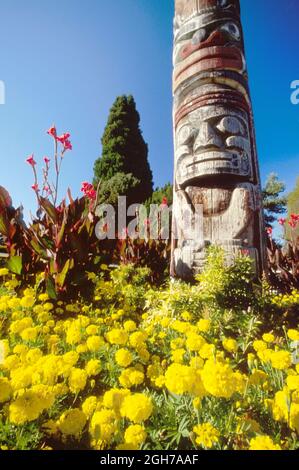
[194, 122, 223, 152]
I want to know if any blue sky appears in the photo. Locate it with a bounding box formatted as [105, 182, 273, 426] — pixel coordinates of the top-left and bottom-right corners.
[0, 0, 298, 217]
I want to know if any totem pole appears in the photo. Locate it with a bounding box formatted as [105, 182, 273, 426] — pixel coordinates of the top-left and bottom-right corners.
[171, 0, 265, 279]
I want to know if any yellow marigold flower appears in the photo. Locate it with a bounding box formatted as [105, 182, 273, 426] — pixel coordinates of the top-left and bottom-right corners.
[137, 347, 150, 362]
[76, 344, 88, 354]
[201, 359, 239, 399]
[290, 403, 299, 433]
[199, 343, 215, 359]
[26, 348, 43, 364]
[222, 338, 238, 353]
[123, 321, 137, 332]
[115, 349, 133, 368]
[63, 351, 79, 366]
[9, 390, 45, 424]
[103, 388, 130, 412]
[263, 333, 275, 343]
[82, 396, 98, 418]
[10, 366, 33, 390]
[253, 340, 268, 352]
[38, 293, 49, 302]
[197, 319, 211, 333]
[286, 375, 299, 391]
[3, 354, 21, 371]
[119, 367, 144, 388]
[0, 377, 12, 403]
[181, 311, 192, 321]
[165, 363, 205, 397]
[257, 348, 272, 363]
[86, 359, 102, 377]
[170, 338, 185, 350]
[193, 423, 219, 449]
[20, 295, 35, 309]
[87, 335, 105, 352]
[0, 268, 9, 276]
[124, 425, 147, 448]
[272, 389, 290, 423]
[58, 409, 87, 437]
[186, 333, 206, 352]
[68, 368, 87, 394]
[42, 420, 58, 436]
[129, 331, 148, 349]
[171, 348, 186, 364]
[106, 328, 128, 346]
[90, 409, 117, 442]
[270, 350, 292, 370]
[120, 393, 153, 424]
[86, 325, 99, 336]
[249, 436, 281, 450]
[287, 329, 299, 342]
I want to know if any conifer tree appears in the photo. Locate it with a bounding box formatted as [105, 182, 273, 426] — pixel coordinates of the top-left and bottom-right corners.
[262, 173, 287, 226]
[93, 95, 153, 205]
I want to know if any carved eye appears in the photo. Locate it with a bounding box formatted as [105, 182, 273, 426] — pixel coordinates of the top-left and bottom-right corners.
[221, 22, 241, 40]
[216, 117, 245, 136]
[177, 125, 196, 146]
[192, 28, 206, 45]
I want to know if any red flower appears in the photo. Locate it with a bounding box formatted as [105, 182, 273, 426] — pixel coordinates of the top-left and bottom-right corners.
[26, 154, 36, 166]
[31, 183, 39, 192]
[266, 227, 273, 236]
[56, 133, 71, 144]
[160, 197, 168, 209]
[81, 182, 96, 201]
[43, 156, 50, 164]
[278, 218, 286, 226]
[47, 126, 57, 138]
[290, 213, 299, 221]
[63, 139, 72, 152]
[289, 219, 297, 229]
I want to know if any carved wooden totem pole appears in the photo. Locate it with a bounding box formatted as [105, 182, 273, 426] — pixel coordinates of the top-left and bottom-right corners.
[171, 0, 265, 278]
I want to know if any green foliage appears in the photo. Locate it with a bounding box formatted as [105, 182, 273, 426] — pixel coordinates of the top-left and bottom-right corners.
[97, 172, 139, 206]
[0, 186, 113, 301]
[262, 173, 287, 226]
[287, 177, 299, 239]
[93, 95, 153, 205]
[146, 183, 173, 209]
[196, 246, 257, 310]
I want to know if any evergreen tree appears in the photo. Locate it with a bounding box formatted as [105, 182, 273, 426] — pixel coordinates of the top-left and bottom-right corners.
[262, 173, 287, 226]
[93, 95, 153, 205]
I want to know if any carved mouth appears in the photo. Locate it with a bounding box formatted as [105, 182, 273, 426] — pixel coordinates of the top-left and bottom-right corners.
[173, 46, 244, 91]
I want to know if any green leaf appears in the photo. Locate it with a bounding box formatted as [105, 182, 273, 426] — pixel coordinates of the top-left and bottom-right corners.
[40, 197, 58, 223]
[55, 258, 73, 288]
[46, 276, 57, 300]
[7, 255, 22, 275]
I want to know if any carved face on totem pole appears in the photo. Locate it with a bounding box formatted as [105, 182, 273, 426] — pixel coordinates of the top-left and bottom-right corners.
[172, 0, 264, 278]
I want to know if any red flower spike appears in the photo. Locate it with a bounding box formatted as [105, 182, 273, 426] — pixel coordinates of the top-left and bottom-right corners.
[47, 126, 57, 138]
[26, 154, 36, 166]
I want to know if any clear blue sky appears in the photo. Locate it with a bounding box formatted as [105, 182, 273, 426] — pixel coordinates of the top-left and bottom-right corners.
[0, 0, 298, 217]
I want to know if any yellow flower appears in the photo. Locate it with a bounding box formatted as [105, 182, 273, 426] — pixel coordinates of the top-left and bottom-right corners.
[103, 388, 130, 413]
[193, 423, 219, 449]
[249, 369, 268, 386]
[9, 390, 46, 424]
[0, 268, 9, 276]
[119, 367, 144, 388]
[197, 319, 211, 333]
[0, 377, 12, 403]
[290, 403, 299, 433]
[106, 328, 128, 345]
[186, 333, 206, 352]
[222, 338, 238, 353]
[287, 329, 299, 342]
[86, 359, 102, 377]
[120, 393, 153, 423]
[262, 333, 275, 343]
[58, 409, 87, 437]
[249, 436, 281, 450]
[171, 348, 186, 364]
[165, 363, 205, 397]
[87, 335, 105, 352]
[82, 396, 98, 418]
[253, 340, 267, 352]
[68, 368, 87, 394]
[129, 332, 148, 349]
[201, 359, 239, 399]
[270, 350, 292, 370]
[123, 321, 137, 332]
[124, 425, 147, 448]
[115, 349, 133, 368]
[89, 409, 117, 443]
